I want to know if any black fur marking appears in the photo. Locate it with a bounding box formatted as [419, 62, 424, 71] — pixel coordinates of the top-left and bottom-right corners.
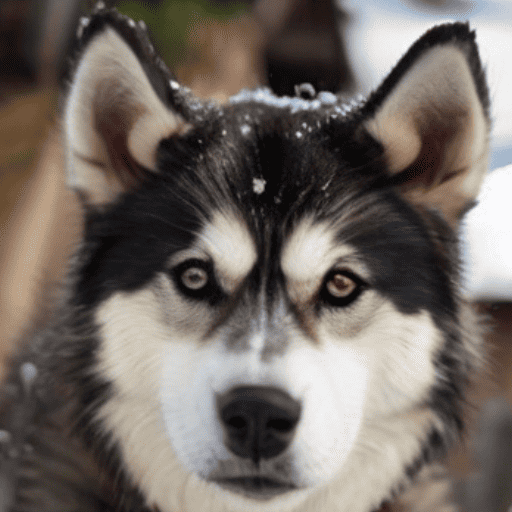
[75, 172, 204, 307]
[405, 429, 446, 481]
[335, 192, 457, 318]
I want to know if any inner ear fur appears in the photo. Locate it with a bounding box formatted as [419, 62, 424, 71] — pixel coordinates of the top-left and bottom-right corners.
[365, 25, 490, 225]
[65, 24, 190, 206]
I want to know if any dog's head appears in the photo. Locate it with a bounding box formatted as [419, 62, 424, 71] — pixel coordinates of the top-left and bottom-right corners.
[64, 7, 488, 512]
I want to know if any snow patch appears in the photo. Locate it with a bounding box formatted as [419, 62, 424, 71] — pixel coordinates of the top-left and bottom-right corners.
[252, 178, 266, 195]
[230, 88, 346, 115]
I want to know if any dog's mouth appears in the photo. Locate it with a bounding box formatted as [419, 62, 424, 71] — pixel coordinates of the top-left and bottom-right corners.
[214, 476, 297, 500]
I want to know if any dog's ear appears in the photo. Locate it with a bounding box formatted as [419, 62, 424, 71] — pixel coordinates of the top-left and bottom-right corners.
[64, 8, 193, 206]
[364, 23, 490, 225]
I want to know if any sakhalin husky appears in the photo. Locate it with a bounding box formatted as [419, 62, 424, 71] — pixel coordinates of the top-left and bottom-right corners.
[0, 4, 489, 512]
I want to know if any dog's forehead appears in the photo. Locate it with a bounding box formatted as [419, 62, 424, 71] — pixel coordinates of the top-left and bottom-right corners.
[217, 88, 362, 146]
[191, 99, 363, 217]
[188, 98, 367, 283]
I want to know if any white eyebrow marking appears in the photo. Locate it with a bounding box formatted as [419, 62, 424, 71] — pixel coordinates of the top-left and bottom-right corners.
[198, 210, 257, 290]
[282, 218, 337, 282]
[281, 218, 359, 301]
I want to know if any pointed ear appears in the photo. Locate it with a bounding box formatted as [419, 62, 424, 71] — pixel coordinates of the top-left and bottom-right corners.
[64, 9, 191, 206]
[364, 23, 490, 225]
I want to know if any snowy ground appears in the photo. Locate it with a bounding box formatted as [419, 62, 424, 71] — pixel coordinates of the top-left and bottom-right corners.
[343, 0, 512, 299]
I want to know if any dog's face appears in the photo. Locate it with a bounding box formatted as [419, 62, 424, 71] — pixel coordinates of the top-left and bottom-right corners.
[65, 8, 488, 512]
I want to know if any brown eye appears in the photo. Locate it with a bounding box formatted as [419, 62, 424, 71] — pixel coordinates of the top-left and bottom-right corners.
[321, 269, 365, 307]
[326, 273, 357, 299]
[181, 267, 208, 290]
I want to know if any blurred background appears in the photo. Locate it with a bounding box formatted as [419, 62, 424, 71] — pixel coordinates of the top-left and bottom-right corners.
[0, 0, 512, 510]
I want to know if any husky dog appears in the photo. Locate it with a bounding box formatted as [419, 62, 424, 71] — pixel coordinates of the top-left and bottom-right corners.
[0, 5, 489, 512]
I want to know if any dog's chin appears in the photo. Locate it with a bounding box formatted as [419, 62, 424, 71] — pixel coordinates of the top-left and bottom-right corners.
[213, 477, 298, 500]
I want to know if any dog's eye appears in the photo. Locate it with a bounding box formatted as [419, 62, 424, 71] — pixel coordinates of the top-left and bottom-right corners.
[172, 259, 224, 303]
[321, 270, 365, 307]
[181, 266, 208, 291]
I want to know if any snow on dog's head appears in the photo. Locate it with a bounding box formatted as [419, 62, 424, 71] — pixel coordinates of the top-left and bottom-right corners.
[65, 9, 487, 512]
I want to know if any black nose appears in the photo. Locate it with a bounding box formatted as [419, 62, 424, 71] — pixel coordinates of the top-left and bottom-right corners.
[217, 386, 301, 464]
